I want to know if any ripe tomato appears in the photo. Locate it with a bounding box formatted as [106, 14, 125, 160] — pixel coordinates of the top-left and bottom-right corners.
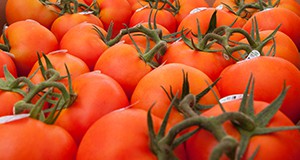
[0, 20, 59, 76]
[269, 0, 300, 17]
[217, 56, 300, 123]
[96, 0, 133, 37]
[236, 30, 300, 69]
[174, 0, 209, 24]
[186, 99, 300, 159]
[77, 108, 187, 160]
[242, 7, 300, 50]
[131, 63, 220, 126]
[177, 7, 246, 38]
[51, 12, 104, 42]
[0, 90, 23, 116]
[0, 117, 77, 159]
[121, 22, 170, 51]
[162, 41, 235, 81]
[213, 0, 257, 19]
[59, 22, 108, 70]
[55, 71, 129, 144]
[130, 7, 177, 33]
[5, 0, 59, 29]
[0, 50, 17, 77]
[94, 43, 153, 99]
[127, 0, 174, 11]
[28, 50, 90, 86]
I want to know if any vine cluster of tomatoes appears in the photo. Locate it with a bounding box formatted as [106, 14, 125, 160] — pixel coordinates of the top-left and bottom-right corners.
[0, 0, 300, 159]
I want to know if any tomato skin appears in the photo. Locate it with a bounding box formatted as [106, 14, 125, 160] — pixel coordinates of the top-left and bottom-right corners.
[131, 63, 220, 126]
[94, 43, 152, 99]
[162, 41, 235, 81]
[0, 90, 23, 116]
[28, 50, 90, 86]
[5, 0, 59, 29]
[1, 20, 59, 76]
[0, 50, 17, 77]
[174, 0, 209, 24]
[242, 7, 300, 50]
[77, 108, 187, 160]
[273, 0, 300, 17]
[59, 22, 108, 70]
[186, 100, 300, 160]
[177, 8, 246, 38]
[217, 56, 300, 123]
[55, 71, 129, 144]
[236, 30, 300, 69]
[0, 117, 77, 160]
[50, 13, 104, 42]
[97, 0, 133, 37]
[129, 8, 177, 33]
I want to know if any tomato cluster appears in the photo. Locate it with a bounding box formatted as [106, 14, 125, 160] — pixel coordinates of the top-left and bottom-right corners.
[1, 0, 300, 159]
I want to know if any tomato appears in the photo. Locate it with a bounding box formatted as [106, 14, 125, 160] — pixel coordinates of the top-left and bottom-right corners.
[28, 50, 90, 86]
[131, 63, 220, 126]
[217, 56, 300, 123]
[121, 22, 170, 50]
[77, 108, 187, 160]
[213, 0, 258, 19]
[94, 43, 153, 99]
[0, 50, 17, 77]
[55, 71, 129, 144]
[127, 0, 174, 11]
[242, 7, 300, 50]
[50, 12, 104, 42]
[0, 117, 77, 159]
[96, 0, 133, 37]
[130, 7, 177, 33]
[173, 0, 209, 24]
[59, 22, 108, 70]
[269, 0, 300, 17]
[162, 41, 235, 81]
[177, 7, 246, 38]
[186, 99, 300, 159]
[236, 30, 300, 69]
[5, 0, 59, 29]
[0, 20, 59, 76]
[0, 90, 23, 116]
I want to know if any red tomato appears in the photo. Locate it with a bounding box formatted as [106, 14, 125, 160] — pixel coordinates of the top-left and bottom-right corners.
[217, 56, 300, 123]
[55, 71, 129, 144]
[121, 22, 170, 50]
[177, 7, 246, 38]
[174, 0, 209, 24]
[0, 117, 77, 159]
[28, 50, 90, 86]
[0, 90, 23, 116]
[0, 20, 59, 76]
[235, 30, 300, 69]
[59, 22, 108, 70]
[213, 0, 258, 19]
[0, 50, 17, 77]
[127, 0, 174, 11]
[130, 7, 177, 33]
[186, 99, 300, 159]
[270, 0, 300, 17]
[5, 0, 59, 29]
[242, 7, 300, 50]
[51, 12, 104, 42]
[162, 41, 235, 81]
[77, 108, 187, 160]
[131, 63, 220, 126]
[96, 0, 133, 37]
[94, 43, 153, 99]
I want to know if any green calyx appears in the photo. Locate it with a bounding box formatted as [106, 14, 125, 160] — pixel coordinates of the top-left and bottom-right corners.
[0, 53, 76, 124]
[148, 73, 300, 159]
